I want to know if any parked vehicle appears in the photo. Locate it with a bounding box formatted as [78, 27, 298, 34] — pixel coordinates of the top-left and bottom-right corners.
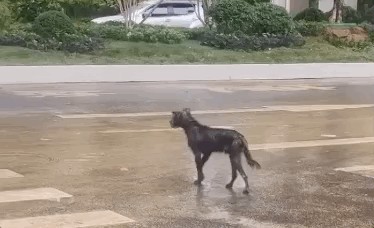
[91, 0, 205, 29]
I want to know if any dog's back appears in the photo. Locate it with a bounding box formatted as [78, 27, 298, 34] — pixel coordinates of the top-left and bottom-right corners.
[187, 125, 244, 153]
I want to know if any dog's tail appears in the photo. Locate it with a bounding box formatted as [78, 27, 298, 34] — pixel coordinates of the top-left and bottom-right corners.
[240, 135, 261, 169]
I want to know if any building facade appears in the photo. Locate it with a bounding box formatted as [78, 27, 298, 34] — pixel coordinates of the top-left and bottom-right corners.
[272, 0, 358, 15]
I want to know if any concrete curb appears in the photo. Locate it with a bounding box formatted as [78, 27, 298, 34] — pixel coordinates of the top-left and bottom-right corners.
[0, 63, 374, 84]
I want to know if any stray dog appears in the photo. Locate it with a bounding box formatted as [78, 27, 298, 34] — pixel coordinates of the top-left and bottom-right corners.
[170, 108, 261, 194]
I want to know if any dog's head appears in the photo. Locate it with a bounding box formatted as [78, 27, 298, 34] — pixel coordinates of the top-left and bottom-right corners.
[170, 108, 192, 128]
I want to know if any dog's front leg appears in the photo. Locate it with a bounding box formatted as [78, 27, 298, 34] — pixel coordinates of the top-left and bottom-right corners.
[193, 151, 204, 186]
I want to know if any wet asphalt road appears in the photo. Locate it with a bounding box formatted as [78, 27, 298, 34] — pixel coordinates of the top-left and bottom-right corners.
[0, 78, 374, 227]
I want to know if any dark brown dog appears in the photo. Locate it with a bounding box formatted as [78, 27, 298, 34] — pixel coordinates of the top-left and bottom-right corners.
[170, 108, 260, 194]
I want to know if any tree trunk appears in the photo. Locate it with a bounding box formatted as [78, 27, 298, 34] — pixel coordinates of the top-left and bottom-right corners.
[117, 0, 140, 28]
[329, 0, 344, 23]
[309, 0, 319, 8]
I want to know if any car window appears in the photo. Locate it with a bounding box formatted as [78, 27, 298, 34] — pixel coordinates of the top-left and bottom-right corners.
[147, 3, 195, 17]
[173, 3, 195, 15]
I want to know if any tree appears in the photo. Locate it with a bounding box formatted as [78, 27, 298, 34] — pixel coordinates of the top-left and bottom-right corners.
[309, 0, 319, 8]
[116, 0, 141, 28]
[329, 0, 344, 23]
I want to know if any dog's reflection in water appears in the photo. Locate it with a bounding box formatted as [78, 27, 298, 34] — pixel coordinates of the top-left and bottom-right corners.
[195, 181, 246, 206]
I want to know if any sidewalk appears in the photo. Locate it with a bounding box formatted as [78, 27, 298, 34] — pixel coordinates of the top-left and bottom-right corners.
[1, 63, 374, 84]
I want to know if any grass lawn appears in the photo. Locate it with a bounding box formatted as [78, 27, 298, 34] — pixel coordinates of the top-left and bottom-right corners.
[0, 37, 374, 65]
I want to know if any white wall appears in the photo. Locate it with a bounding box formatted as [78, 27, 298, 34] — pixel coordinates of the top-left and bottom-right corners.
[272, 0, 288, 10]
[273, 0, 358, 14]
[319, 0, 357, 12]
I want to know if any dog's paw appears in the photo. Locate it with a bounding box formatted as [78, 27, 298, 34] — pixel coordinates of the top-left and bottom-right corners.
[225, 183, 233, 189]
[242, 189, 249, 195]
[194, 180, 202, 186]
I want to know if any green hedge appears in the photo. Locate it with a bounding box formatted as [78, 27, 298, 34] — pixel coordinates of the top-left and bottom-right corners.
[0, 1, 13, 31]
[59, 0, 118, 19]
[253, 3, 295, 35]
[11, 0, 64, 22]
[294, 7, 327, 22]
[210, 0, 257, 35]
[210, 0, 294, 35]
[364, 6, 374, 24]
[9, 0, 117, 22]
[342, 6, 361, 23]
[77, 23, 187, 44]
[33, 11, 76, 40]
[0, 30, 104, 53]
[295, 21, 326, 37]
[200, 32, 305, 51]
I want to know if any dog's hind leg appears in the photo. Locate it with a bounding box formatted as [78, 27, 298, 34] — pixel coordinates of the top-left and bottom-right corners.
[234, 155, 250, 194]
[233, 155, 250, 194]
[228, 140, 250, 194]
[226, 156, 238, 189]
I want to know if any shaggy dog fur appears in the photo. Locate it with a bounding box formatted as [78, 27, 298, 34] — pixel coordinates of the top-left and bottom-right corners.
[170, 108, 260, 194]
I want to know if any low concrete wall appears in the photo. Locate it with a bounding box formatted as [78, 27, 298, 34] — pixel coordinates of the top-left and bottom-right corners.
[0, 63, 373, 84]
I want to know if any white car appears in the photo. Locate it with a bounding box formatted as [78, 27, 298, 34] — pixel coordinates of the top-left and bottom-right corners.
[91, 0, 205, 29]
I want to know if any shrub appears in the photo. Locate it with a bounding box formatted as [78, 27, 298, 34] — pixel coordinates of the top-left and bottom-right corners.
[12, 0, 63, 22]
[210, 0, 257, 35]
[243, 0, 270, 4]
[0, 30, 104, 53]
[360, 23, 374, 42]
[295, 20, 325, 36]
[0, 1, 12, 31]
[253, 3, 295, 35]
[0, 31, 58, 50]
[178, 27, 213, 40]
[77, 23, 187, 44]
[59, 33, 104, 53]
[294, 7, 327, 22]
[364, 6, 374, 24]
[211, 1, 294, 35]
[200, 32, 305, 51]
[59, 0, 118, 19]
[33, 11, 76, 40]
[342, 6, 361, 23]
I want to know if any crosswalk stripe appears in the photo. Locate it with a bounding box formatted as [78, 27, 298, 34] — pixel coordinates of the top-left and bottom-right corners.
[0, 188, 72, 203]
[334, 165, 374, 172]
[250, 137, 374, 151]
[0, 169, 24, 179]
[0, 210, 135, 228]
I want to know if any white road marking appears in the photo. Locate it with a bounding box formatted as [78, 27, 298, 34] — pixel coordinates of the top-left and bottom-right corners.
[40, 138, 51, 141]
[100, 126, 234, 133]
[12, 90, 115, 98]
[334, 165, 374, 172]
[99, 127, 374, 150]
[56, 105, 374, 119]
[182, 84, 335, 93]
[64, 159, 90, 162]
[0, 210, 135, 228]
[0, 188, 72, 203]
[334, 165, 374, 179]
[321, 134, 337, 138]
[0, 169, 24, 179]
[251, 137, 374, 151]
